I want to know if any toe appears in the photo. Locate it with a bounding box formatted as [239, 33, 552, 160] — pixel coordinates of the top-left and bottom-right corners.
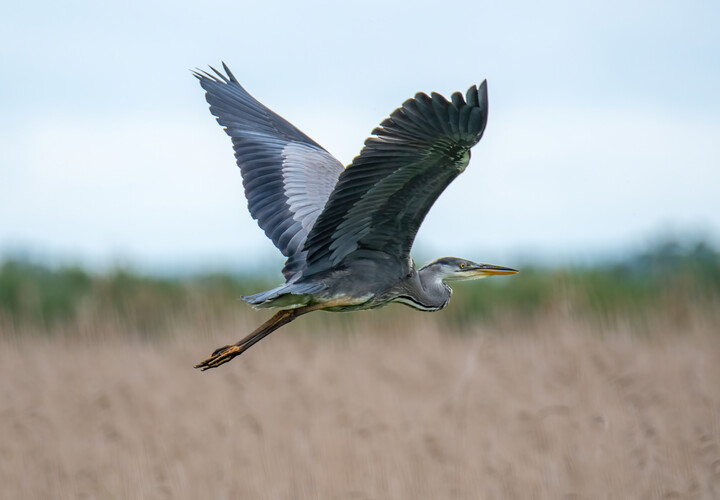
[211, 344, 231, 356]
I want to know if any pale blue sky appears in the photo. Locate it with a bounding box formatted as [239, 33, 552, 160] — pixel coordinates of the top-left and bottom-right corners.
[2, 0, 719, 271]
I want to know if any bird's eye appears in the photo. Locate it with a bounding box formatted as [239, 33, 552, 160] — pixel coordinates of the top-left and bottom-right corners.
[459, 262, 466, 269]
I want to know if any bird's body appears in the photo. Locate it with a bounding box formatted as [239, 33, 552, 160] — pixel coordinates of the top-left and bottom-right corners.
[247, 257, 443, 312]
[193, 64, 517, 370]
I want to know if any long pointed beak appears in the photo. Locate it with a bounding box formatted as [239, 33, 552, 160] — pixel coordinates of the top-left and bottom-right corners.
[469, 263, 519, 276]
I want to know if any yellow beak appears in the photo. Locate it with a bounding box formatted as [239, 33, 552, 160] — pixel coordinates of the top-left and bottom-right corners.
[467, 264, 519, 276]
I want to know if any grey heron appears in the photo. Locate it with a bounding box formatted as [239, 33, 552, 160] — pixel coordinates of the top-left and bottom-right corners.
[193, 63, 517, 371]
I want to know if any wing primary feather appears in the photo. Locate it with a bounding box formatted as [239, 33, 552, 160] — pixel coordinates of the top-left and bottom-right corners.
[465, 85, 479, 108]
[458, 104, 471, 135]
[221, 61, 239, 82]
[451, 91, 466, 109]
[208, 65, 230, 83]
[468, 107, 483, 136]
[414, 92, 442, 132]
[430, 92, 453, 136]
[303, 81, 490, 275]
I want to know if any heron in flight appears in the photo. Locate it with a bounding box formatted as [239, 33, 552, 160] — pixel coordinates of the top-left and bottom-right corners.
[193, 63, 517, 371]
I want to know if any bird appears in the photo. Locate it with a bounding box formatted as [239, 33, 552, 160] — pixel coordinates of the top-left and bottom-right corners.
[193, 63, 518, 371]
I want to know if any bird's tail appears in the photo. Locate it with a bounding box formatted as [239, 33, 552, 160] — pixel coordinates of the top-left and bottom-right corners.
[242, 282, 327, 309]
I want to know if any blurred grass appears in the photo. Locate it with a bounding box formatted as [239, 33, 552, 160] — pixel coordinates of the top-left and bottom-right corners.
[1, 239, 718, 336]
[4, 241, 718, 499]
[452, 240, 720, 331]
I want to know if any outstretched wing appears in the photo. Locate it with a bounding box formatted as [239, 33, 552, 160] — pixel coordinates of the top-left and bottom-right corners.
[194, 64, 344, 281]
[302, 82, 489, 277]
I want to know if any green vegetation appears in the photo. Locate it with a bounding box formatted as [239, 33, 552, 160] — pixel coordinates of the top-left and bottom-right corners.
[0, 263, 268, 335]
[1, 240, 718, 335]
[451, 240, 720, 329]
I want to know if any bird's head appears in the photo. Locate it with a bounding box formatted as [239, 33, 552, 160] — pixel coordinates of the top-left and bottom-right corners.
[419, 257, 518, 283]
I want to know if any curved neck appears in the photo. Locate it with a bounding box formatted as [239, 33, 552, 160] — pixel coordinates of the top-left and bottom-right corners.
[393, 267, 452, 311]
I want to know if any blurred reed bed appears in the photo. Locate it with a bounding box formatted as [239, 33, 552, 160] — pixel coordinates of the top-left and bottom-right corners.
[1, 239, 718, 339]
[1, 241, 719, 499]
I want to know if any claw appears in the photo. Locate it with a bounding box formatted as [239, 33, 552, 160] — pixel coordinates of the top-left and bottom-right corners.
[194, 345, 242, 371]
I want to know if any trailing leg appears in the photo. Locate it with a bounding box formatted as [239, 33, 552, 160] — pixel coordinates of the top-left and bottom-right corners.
[194, 308, 302, 371]
[194, 298, 354, 371]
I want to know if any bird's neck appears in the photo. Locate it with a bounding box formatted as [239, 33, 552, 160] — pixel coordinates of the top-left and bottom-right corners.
[392, 267, 452, 312]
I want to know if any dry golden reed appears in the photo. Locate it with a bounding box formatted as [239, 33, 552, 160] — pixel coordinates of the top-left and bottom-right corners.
[2, 309, 719, 499]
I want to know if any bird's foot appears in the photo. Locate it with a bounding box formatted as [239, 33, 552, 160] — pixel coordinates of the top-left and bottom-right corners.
[194, 344, 243, 371]
[193, 309, 308, 371]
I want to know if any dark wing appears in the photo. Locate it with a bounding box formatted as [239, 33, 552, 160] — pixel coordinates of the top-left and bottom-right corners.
[194, 63, 344, 281]
[302, 82, 489, 276]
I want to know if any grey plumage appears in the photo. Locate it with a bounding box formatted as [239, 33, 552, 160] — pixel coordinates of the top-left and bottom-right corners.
[303, 84, 488, 276]
[193, 64, 516, 371]
[194, 64, 344, 281]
